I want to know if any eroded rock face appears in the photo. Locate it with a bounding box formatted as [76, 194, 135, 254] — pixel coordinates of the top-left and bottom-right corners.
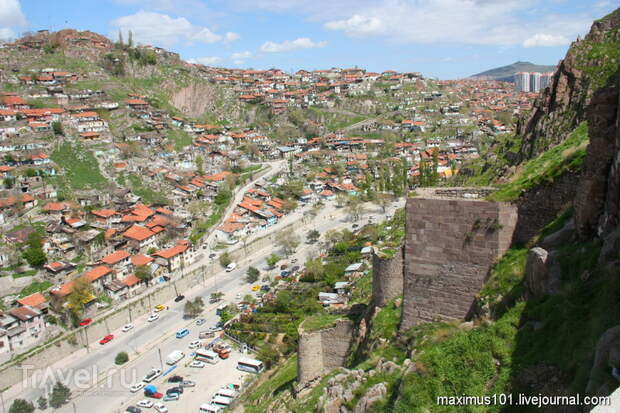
[353, 383, 387, 413]
[525, 247, 561, 297]
[586, 326, 620, 401]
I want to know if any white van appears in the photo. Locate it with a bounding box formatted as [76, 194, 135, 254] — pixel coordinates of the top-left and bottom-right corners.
[166, 350, 185, 365]
[211, 396, 232, 408]
[226, 262, 237, 272]
[199, 404, 222, 413]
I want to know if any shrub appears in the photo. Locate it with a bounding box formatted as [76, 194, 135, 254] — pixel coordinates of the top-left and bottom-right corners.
[115, 351, 129, 365]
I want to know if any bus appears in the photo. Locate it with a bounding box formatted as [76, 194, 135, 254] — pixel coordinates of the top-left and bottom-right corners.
[195, 349, 219, 364]
[237, 358, 264, 374]
[215, 387, 238, 399]
[211, 395, 232, 408]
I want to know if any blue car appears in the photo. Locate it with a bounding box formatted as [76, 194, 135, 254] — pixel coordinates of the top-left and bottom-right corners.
[176, 328, 189, 339]
[280, 270, 290, 277]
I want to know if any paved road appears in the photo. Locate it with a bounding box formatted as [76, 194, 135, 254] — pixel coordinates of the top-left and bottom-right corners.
[4, 198, 404, 412]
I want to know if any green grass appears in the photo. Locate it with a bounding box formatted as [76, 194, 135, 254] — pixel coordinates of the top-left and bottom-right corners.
[489, 122, 589, 201]
[127, 174, 169, 204]
[50, 141, 108, 190]
[168, 129, 193, 151]
[301, 314, 342, 333]
[19, 281, 53, 298]
[242, 355, 297, 413]
[12, 270, 37, 279]
[479, 248, 528, 317]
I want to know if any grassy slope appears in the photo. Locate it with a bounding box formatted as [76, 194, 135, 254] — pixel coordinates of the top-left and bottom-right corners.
[50, 140, 108, 193]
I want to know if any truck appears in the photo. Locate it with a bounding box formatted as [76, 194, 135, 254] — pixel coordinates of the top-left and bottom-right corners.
[166, 350, 185, 365]
[225, 262, 237, 272]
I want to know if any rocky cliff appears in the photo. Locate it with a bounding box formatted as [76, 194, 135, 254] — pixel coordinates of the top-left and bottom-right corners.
[515, 9, 620, 165]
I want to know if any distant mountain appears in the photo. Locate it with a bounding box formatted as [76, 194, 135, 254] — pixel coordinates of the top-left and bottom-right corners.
[469, 61, 557, 82]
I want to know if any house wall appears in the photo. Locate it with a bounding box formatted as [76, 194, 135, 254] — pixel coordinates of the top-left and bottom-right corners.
[400, 197, 517, 331]
[297, 319, 354, 387]
[371, 246, 404, 307]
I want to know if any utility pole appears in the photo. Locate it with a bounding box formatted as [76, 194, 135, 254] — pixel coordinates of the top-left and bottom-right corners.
[72, 402, 77, 413]
[157, 348, 163, 370]
[0, 390, 5, 413]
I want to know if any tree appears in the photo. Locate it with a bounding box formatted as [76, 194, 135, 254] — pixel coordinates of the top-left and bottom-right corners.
[210, 291, 224, 302]
[128, 30, 133, 47]
[281, 199, 297, 212]
[345, 197, 363, 222]
[8, 399, 34, 413]
[257, 343, 279, 369]
[67, 277, 93, 324]
[52, 121, 63, 136]
[219, 251, 232, 268]
[266, 253, 281, 268]
[36, 396, 47, 410]
[117, 30, 123, 47]
[276, 231, 299, 256]
[246, 266, 260, 283]
[195, 155, 205, 176]
[335, 192, 347, 208]
[22, 247, 46, 267]
[49, 381, 71, 408]
[307, 230, 320, 244]
[184, 297, 205, 318]
[115, 351, 129, 365]
[135, 264, 153, 285]
[301, 258, 323, 282]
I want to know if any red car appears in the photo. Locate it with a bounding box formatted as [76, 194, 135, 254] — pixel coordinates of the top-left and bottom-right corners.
[79, 318, 92, 326]
[99, 334, 114, 345]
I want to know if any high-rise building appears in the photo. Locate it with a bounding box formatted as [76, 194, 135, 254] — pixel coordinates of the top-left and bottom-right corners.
[540, 72, 554, 90]
[515, 72, 530, 92]
[530, 72, 541, 92]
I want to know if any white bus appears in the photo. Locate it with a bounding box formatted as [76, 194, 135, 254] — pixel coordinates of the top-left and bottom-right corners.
[211, 395, 232, 408]
[195, 349, 219, 364]
[199, 404, 223, 413]
[237, 358, 264, 374]
[215, 387, 238, 399]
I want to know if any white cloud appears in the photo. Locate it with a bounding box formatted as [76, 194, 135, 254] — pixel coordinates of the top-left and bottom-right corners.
[225, 32, 240, 42]
[0, 0, 26, 40]
[231, 0, 593, 47]
[523, 33, 570, 48]
[324, 14, 384, 37]
[259, 37, 327, 53]
[231, 50, 252, 64]
[187, 56, 222, 65]
[110, 10, 224, 47]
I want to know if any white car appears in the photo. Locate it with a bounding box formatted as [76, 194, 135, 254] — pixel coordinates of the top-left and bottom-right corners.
[189, 360, 206, 368]
[137, 400, 153, 408]
[122, 323, 134, 332]
[154, 402, 168, 413]
[147, 313, 160, 322]
[130, 382, 145, 393]
[188, 340, 201, 349]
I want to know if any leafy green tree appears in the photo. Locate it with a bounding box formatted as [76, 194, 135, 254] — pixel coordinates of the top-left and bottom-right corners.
[67, 277, 93, 324]
[128, 30, 133, 47]
[8, 399, 34, 413]
[52, 121, 63, 136]
[246, 266, 260, 283]
[36, 396, 47, 410]
[195, 155, 204, 176]
[135, 264, 153, 285]
[266, 254, 281, 268]
[115, 351, 129, 365]
[210, 292, 224, 302]
[257, 343, 279, 369]
[184, 297, 205, 318]
[49, 381, 71, 408]
[306, 230, 320, 244]
[23, 247, 46, 267]
[219, 251, 232, 268]
[276, 231, 299, 256]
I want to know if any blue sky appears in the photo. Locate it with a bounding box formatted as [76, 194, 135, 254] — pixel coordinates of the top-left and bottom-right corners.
[0, 0, 617, 79]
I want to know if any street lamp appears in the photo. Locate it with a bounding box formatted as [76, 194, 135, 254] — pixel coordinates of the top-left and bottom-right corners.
[157, 348, 163, 371]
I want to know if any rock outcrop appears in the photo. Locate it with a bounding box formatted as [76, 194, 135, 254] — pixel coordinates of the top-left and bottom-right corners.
[524, 247, 560, 296]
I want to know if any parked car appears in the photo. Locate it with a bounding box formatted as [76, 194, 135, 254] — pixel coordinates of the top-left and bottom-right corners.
[280, 264, 288, 270]
[209, 253, 216, 258]
[167, 375, 183, 383]
[136, 400, 153, 408]
[181, 380, 196, 388]
[199, 330, 215, 339]
[189, 340, 201, 349]
[99, 334, 114, 345]
[196, 318, 206, 326]
[124, 407, 141, 413]
[280, 270, 290, 277]
[143, 369, 162, 383]
[79, 318, 92, 326]
[166, 386, 183, 395]
[162, 393, 179, 401]
[251, 285, 260, 292]
[174, 295, 185, 302]
[291, 258, 298, 263]
[291, 265, 300, 273]
[154, 304, 167, 312]
[148, 313, 160, 322]
[144, 391, 163, 399]
[260, 285, 270, 292]
[130, 383, 145, 393]
[189, 360, 206, 368]
[176, 328, 190, 339]
[122, 323, 134, 332]
[153, 402, 168, 413]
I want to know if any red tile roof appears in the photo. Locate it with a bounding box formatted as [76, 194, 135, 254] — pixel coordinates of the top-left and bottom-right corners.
[101, 250, 130, 265]
[84, 265, 113, 282]
[123, 225, 155, 241]
[131, 254, 154, 267]
[17, 292, 46, 308]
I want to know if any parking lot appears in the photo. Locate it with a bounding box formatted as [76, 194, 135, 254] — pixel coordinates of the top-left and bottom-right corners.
[121, 346, 250, 412]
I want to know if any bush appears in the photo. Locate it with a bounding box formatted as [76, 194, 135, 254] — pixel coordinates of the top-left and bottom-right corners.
[49, 381, 71, 408]
[115, 351, 129, 365]
[8, 399, 34, 413]
[219, 251, 232, 268]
